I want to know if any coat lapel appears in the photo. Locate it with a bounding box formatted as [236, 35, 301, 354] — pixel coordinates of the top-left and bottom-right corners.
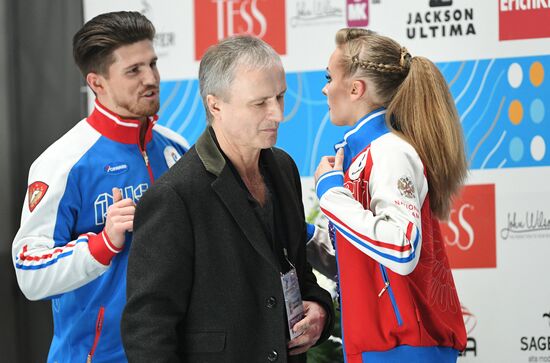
[195, 129, 280, 272]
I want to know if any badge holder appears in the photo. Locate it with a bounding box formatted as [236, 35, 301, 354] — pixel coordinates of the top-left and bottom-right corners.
[280, 248, 304, 340]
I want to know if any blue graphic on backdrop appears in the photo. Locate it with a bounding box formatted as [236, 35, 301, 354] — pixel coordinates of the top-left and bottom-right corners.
[158, 55, 548, 176]
[439, 56, 548, 170]
[158, 79, 205, 145]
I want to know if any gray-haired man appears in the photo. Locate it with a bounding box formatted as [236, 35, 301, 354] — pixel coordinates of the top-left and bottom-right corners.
[121, 35, 334, 362]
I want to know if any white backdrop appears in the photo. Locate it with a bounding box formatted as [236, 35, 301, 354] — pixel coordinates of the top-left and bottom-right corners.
[84, 1, 550, 362]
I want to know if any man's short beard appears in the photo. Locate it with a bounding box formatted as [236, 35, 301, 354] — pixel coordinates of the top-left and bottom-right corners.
[129, 99, 160, 118]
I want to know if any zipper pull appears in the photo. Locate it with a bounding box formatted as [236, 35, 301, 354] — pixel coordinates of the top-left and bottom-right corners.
[378, 282, 389, 298]
[86, 354, 92, 363]
[142, 150, 149, 167]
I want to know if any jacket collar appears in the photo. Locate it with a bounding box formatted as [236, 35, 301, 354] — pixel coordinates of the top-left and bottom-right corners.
[195, 127, 300, 273]
[334, 108, 389, 171]
[195, 127, 227, 176]
[195, 126, 276, 177]
[86, 100, 158, 145]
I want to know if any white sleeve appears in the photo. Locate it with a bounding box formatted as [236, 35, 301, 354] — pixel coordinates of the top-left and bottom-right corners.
[12, 125, 110, 300]
[318, 135, 428, 275]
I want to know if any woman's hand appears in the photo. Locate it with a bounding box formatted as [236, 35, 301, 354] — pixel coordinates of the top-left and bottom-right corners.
[314, 148, 344, 185]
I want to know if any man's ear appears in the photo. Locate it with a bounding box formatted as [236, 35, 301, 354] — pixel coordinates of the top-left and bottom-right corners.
[206, 94, 221, 121]
[350, 79, 367, 101]
[86, 73, 104, 94]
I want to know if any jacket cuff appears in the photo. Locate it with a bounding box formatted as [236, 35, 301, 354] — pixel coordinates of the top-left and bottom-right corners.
[316, 171, 344, 199]
[88, 231, 123, 266]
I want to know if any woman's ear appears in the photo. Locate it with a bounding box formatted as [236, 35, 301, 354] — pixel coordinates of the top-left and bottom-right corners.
[350, 79, 367, 101]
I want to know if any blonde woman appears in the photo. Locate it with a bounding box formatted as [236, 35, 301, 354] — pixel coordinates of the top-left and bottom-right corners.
[314, 28, 468, 363]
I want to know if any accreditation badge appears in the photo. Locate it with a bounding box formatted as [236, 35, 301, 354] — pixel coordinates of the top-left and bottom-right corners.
[281, 267, 304, 340]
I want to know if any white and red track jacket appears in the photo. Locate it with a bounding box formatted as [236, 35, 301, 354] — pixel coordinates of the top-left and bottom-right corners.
[316, 108, 466, 363]
[12, 100, 188, 363]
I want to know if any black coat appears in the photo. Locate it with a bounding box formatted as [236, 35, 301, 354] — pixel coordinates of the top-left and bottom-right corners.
[122, 128, 334, 363]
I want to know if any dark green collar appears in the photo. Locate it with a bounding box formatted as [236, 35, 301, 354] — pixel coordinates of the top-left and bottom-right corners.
[196, 126, 275, 176]
[195, 127, 227, 176]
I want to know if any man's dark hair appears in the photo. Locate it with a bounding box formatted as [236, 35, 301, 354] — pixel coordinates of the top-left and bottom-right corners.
[73, 11, 155, 77]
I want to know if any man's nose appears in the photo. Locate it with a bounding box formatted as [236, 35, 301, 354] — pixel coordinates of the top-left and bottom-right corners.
[270, 101, 284, 123]
[142, 67, 159, 86]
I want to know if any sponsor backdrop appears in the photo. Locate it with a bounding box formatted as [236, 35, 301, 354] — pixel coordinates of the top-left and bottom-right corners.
[85, 1, 550, 362]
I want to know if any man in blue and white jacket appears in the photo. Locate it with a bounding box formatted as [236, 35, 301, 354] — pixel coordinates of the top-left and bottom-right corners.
[11, 11, 187, 363]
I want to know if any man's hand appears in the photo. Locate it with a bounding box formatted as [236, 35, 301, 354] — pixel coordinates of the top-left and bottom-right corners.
[288, 300, 328, 355]
[314, 148, 344, 185]
[104, 188, 136, 248]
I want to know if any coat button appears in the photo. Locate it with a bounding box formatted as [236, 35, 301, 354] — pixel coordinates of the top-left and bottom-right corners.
[267, 350, 278, 362]
[265, 296, 277, 308]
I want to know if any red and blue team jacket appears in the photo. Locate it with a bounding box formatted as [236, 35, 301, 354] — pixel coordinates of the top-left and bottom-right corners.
[316, 108, 467, 363]
[12, 101, 188, 363]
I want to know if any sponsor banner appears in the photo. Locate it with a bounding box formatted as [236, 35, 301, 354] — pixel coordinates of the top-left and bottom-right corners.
[84, 0, 550, 78]
[346, 0, 370, 27]
[367, 0, 550, 63]
[194, 0, 286, 60]
[455, 167, 550, 362]
[440, 184, 497, 269]
[501, 209, 550, 241]
[499, 0, 550, 41]
[284, 0, 345, 73]
[497, 174, 550, 242]
[457, 167, 550, 246]
[518, 310, 550, 362]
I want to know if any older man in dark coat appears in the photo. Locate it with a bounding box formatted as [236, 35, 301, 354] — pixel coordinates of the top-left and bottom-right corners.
[121, 35, 334, 363]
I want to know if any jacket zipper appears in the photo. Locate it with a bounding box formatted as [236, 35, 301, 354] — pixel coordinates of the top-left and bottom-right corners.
[87, 307, 105, 363]
[378, 264, 403, 326]
[142, 150, 149, 166]
[138, 122, 155, 183]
